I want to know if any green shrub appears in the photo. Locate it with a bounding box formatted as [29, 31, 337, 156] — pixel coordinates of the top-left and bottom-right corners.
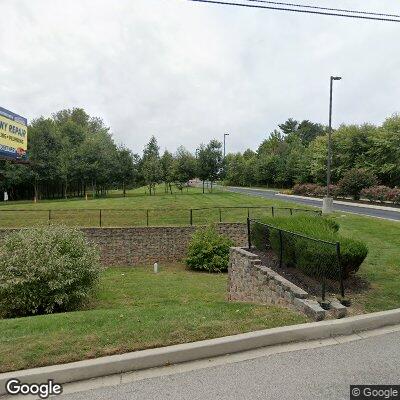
[186, 226, 234, 272]
[338, 168, 378, 200]
[338, 238, 369, 278]
[294, 237, 338, 278]
[0, 225, 102, 318]
[253, 215, 368, 280]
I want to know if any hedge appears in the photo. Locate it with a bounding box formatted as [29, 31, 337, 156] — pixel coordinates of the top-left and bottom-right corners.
[292, 183, 340, 198]
[293, 183, 400, 205]
[251, 215, 368, 280]
[361, 186, 400, 204]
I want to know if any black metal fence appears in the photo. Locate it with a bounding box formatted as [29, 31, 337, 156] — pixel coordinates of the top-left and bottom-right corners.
[0, 206, 321, 228]
[247, 218, 344, 300]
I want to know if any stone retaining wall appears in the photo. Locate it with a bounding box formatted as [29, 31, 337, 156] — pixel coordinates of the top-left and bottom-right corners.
[83, 224, 247, 266]
[228, 247, 347, 321]
[0, 224, 247, 267]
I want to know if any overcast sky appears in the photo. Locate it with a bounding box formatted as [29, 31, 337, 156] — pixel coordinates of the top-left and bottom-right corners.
[1, 0, 399, 155]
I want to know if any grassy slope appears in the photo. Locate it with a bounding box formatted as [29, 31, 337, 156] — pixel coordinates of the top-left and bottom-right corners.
[0, 186, 307, 227]
[333, 214, 400, 312]
[0, 189, 398, 371]
[0, 265, 307, 372]
[0, 186, 301, 209]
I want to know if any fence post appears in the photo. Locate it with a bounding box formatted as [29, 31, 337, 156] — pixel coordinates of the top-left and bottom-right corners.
[146, 209, 149, 226]
[337, 242, 345, 297]
[279, 229, 283, 268]
[271, 206, 275, 217]
[290, 208, 293, 216]
[219, 208, 222, 223]
[99, 209, 102, 227]
[190, 209, 193, 226]
[247, 218, 252, 249]
[48, 210, 51, 226]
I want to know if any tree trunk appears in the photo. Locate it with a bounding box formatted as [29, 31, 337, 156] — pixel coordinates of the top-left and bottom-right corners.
[123, 181, 126, 197]
[202, 180, 205, 194]
[33, 179, 39, 202]
[64, 180, 68, 199]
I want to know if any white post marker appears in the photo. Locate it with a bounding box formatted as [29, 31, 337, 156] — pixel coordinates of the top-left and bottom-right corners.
[153, 263, 159, 273]
[4, 191, 8, 202]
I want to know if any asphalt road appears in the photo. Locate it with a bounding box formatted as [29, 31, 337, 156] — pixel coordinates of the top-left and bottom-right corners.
[227, 186, 400, 221]
[60, 330, 400, 400]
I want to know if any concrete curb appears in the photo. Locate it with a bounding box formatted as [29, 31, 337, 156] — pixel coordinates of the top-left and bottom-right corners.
[1, 308, 400, 395]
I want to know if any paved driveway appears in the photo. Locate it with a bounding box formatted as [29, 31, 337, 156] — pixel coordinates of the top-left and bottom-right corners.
[60, 330, 400, 400]
[227, 186, 400, 221]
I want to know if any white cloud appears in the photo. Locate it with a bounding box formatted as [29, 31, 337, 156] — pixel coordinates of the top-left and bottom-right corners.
[1, 0, 399, 154]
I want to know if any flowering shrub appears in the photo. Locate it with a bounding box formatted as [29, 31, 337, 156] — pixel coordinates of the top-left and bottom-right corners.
[293, 180, 399, 205]
[329, 185, 342, 198]
[360, 186, 400, 204]
[293, 184, 321, 196]
[0, 225, 102, 318]
[361, 186, 391, 203]
[313, 185, 326, 197]
[388, 188, 400, 205]
[292, 184, 340, 198]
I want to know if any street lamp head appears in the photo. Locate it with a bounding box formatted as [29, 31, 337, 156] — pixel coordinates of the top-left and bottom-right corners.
[331, 76, 342, 81]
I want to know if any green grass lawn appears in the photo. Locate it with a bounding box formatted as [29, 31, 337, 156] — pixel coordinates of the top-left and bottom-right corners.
[332, 214, 400, 313]
[0, 185, 311, 228]
[0, 265, 307, 373]
[0, 188, 398, 373]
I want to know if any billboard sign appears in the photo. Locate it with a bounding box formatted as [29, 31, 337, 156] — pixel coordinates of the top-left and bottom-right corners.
[0, 106, 28, 161]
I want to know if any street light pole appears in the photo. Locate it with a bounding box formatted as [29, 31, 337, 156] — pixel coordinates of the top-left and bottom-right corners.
[323, 76, 341, 214]
[223, 133, 229, 158]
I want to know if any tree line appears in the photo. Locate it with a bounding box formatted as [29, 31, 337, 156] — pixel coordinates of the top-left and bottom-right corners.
[0, 108, 224, 200]
[1, 107, 398, 201]
[224, 115, 400, 189]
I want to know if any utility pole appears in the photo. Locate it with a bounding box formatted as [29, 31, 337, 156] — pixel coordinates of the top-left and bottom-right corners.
[323, 76, 342, 214]
[223, 133, 229, 158]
